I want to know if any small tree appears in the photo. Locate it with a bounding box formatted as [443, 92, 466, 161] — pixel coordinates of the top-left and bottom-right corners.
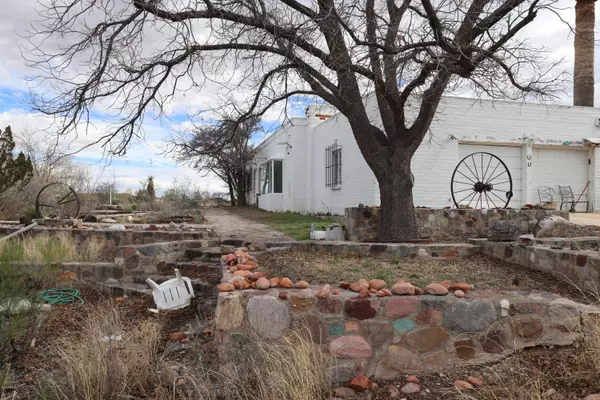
[0, 126, 33, 194]
[169, 118, 259, 207]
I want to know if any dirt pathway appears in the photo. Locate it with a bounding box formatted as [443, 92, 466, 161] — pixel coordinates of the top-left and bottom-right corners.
[203, 208, 295, 244]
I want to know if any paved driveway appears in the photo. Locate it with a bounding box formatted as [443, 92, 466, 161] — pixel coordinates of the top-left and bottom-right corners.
[203, 208, 294, 243]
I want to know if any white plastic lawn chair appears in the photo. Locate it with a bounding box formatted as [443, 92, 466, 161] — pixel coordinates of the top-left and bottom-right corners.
[146, 269, 194, 313]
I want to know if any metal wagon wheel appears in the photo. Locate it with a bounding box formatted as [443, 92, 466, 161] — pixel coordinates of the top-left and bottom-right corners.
[451, 152, 513, 209]
[35, 182, 80, 218]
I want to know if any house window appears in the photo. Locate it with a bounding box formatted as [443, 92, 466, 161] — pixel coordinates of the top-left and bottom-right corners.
[259, 160, 283, 194]
[325, 141, 342, 188]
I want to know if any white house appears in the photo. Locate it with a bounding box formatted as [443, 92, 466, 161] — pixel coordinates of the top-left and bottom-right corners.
[248, 95, 600, 215]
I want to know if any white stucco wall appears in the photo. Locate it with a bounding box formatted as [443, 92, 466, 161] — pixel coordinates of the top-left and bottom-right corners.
[253, 96, 600, 213]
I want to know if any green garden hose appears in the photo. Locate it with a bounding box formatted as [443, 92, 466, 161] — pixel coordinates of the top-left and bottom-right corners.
[39, 288, 84, 305]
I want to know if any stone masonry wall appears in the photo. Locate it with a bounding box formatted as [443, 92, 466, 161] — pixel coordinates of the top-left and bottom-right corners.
[0, 225, 216, 261]
[482, 238, 600, 293]
[215, 288, 597, 384]
[345, 207, 569, 242]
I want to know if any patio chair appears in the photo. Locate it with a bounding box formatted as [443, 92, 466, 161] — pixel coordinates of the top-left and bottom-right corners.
[537, 186, 554, 204]
[146, 269, 195, 312]
[557, 185, 589, 213]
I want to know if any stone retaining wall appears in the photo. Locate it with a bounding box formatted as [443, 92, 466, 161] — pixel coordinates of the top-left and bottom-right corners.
[482, 239, 600, 292]
[0, 225, 217, 260]
[344, 207, 569, 242]
[215, 288, 597, 383]
[263, 241, 479, 259]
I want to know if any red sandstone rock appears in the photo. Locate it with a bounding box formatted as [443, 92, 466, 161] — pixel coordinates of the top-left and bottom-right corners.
[376, 290, 386, 297]
[294, 280, 309, 289]
[249, 272, 267, 281]
[241, 280, 251, 289]
[439, 280, 452, 288]
[332, 387, 357, 398]
[450, 282, 471, 292]
[256, 278, 270, 290]
[217, 283, 235, 292]
[584, 395, 600, 400]
[280, 277, 293, 288]
[316, 284, 331, 299]
[369, 279, 386, 290]
[425, 283, 449, 296]
[278, 291, 288, 300]
[236, 264, 256, 271]
[414, 286, 425, 295]
[269, 277, 280, 287]
[349, 281, 366, 292]
[169, 332, 185, 341]
[382, 289, 393, 296]
[340, 282, 352, 289]
[223, 253, 236, 264]
[246, 260, 258, 267]
[467, 376, 484, 387]
[232, 280, 243, 290]
[333, 289, 341, 295]
[359, 288, 370, 298]
[229, 266, 238, 272]
[407, 375, 420, 384]
[180, 337, 191, 343]
[401, 382, 421, 394]
[387, 385, 400, 398]
[391, 282, 415, 295]
[233, 250, 245, 257]
[349, 376, 375, 392]
[369, 288, 377, 293]
[233, 270, 252, 278]
[330, 336, 373, 358]
[454, 289, 465, 298]
[455, 380, 474, 390]
[250, 282, 257, 289]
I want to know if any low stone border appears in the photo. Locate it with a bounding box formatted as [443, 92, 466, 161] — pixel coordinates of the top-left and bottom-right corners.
[263, 240, 479, 259]
[215, 287, 598, 383]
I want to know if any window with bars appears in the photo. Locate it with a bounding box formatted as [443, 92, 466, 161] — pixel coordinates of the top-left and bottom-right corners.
[325, 141, 342, 188]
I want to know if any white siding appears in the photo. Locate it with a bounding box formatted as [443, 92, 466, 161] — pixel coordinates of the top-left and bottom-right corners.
[530, 147, 589, 211]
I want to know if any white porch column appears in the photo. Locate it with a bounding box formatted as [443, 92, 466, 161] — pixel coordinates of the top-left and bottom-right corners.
[521, 138, 533, 206]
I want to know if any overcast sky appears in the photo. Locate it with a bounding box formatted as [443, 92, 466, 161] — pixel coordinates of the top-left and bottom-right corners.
[0, 0, 598, 194]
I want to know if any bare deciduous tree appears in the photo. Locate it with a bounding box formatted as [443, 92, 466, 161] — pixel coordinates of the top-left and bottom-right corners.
[26, 0, 567, 240]
[169, 118, 259, 206]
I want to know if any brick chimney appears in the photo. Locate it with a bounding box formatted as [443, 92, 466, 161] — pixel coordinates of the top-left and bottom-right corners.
[574, 0, 595, 107]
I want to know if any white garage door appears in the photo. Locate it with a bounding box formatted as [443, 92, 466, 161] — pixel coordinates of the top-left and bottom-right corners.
[458, 144, 522, 208]
[530, 147, 589, 211]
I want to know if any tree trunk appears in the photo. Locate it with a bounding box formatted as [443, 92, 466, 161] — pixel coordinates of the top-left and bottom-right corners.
[235, 186, 248, 207]
[376, 155, 419, 242]
[227, 181, 236, 206]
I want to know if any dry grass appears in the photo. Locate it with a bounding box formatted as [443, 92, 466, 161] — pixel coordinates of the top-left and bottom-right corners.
[37, 307, 163, 400]
[0, 234, 103, 264]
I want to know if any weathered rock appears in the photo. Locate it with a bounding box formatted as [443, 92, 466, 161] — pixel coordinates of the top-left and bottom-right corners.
[455, 380, 474, 390]
[439, 280, 452, 288]
[583, 395, 600, 400]
[249, 272, 267, 281]
[223, 253, 236, 264]
[333, 289, 341, 295]
[450, 282, 471, 292]
[487, 220, 521, 241]
[232, 280, 243, 290]
[385, 297, 419, 318]
[516, 233, 535, 246]
[454, 289, 465, 298]
[339, 282, 352, 289]
[107, 224, 126, 231]
[387, 385, 401, 398]
[269, 277, 280, 287]
[480, 329, 507, 354]
[513, 316, 544, 338]
[236, 264, 256, 271]
[256, 278, 270, 290]
[294, 280, 310, 289]
[467, 376, 484, 387]
[333, 387, 357, 398]
[405, 327, 450, 353]
[349, 376, 375, 392]
[374, 346, 420, 379]
[407, 375, 420, 384]
[169, 331, 185, 341]
[247, 296, 290, 339]
[316, 284, 331, 299]
[533, 215, 569, 238]
[391, 282, 415, 295]
[425, 283, 449, 296]
[345, 298, 379, 320]
[233, 270, 252, 278]
[358, 288, 370, 298]
[369, 288, 377, 294]
[454, 339, 476, 360]
[382, 289, 392, 296]
[369, 279, 387, 290]
[414, 286, 425, 295]
[401, 382, 421, 394]
[330, 336, 373, 358]
[290, 291, 316, 312]
[215, 295, 244, 331]
[319, 296, 344, 314]
[217, 283, 235, 292]
[443, 300, 497, 333]
[364, 320, 394, 348]
[350, 281, 365, 292]
[376, 290, 386, 297]
[280, 277, 293, 288]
